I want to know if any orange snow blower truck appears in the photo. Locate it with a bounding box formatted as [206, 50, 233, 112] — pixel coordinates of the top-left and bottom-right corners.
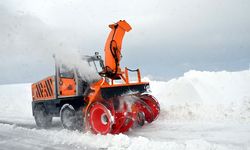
[31, 20, 160, 134]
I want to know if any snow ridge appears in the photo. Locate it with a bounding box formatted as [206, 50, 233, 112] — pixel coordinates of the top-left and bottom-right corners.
[150, 70, 250, 121]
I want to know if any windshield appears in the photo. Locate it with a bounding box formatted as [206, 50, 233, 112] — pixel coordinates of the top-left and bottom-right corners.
[59, 64, 74, 78]
[88, 60, 103, 73]
[82, 54, 104, 73]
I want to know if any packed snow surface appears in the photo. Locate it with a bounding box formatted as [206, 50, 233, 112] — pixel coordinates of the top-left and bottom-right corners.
[0, 70, 250, 150]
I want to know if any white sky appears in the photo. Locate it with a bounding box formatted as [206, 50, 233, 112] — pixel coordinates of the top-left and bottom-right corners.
[0, 0, 250, 84]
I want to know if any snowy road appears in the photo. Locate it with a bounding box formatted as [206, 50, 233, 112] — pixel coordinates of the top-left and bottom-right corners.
[0, 70, 250, 150]
[0, 119, 249, 150]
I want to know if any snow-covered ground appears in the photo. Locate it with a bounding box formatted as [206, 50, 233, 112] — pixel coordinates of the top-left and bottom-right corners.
[0, 70, 250, 150]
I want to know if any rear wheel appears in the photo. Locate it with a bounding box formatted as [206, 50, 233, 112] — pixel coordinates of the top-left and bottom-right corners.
[34, 104, 52, 128]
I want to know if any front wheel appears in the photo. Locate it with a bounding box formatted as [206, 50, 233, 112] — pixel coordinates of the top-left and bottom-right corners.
[60, 104, 77, 130]
[34, 104, 52, 128]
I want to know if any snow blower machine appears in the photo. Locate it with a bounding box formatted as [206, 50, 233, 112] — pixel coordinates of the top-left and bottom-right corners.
[31, 20, 160, 134]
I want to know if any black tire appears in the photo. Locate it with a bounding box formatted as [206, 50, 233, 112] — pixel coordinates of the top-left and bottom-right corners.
[34, 104, 52, 128]
[60, 104, 84, 131]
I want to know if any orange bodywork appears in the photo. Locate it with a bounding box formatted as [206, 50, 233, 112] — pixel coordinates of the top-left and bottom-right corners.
[32, 76, 76, 101]
[59, 78, 76, 96]
[87, 78, 107, 102]
[32, 76, 55, 101]
[104, 20, 131, 75]
[84, 79, 149, 115]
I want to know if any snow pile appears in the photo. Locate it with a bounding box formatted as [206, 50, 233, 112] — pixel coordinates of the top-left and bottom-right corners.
[149, 70, 250, 121]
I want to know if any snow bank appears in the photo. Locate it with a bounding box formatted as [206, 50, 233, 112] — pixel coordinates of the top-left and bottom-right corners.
[149, 70, 250, 121]
[0, 83, 33, 123]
